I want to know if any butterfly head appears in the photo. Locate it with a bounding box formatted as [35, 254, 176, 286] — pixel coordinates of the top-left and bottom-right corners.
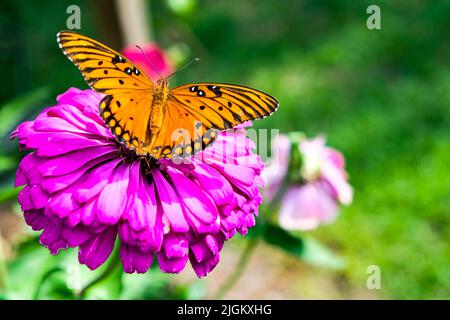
[156, 78, 169, 88]
[154, 78, 170, 102]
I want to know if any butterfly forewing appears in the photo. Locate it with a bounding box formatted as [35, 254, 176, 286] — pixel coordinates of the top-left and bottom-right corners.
[57, 30, 154, 93]
[99, 94, 153, 155]
[58, 30, 155, 154]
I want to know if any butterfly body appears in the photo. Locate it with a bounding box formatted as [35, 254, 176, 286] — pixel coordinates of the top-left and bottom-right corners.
[57, 31, 279, 159]
[149, 79, 169, 144]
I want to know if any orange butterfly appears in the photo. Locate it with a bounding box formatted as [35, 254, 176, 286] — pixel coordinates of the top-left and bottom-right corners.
[57, 31, 279, 159]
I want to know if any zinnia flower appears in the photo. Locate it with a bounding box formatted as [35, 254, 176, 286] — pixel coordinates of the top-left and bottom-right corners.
[11, 88, 264, 277]
[262, 133, 352, 231]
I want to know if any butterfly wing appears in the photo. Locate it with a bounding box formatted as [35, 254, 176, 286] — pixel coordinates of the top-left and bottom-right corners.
[57, 30, 154, 154]
[57, 31, 279, 159]
[148, 83, 279, 158]
[99, 94, 152, 155]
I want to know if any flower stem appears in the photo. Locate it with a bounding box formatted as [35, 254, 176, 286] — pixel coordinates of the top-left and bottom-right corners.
[213, 237, 259, 299]
[78, 245, 121, 299]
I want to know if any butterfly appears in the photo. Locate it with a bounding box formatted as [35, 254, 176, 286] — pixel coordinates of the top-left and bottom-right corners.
[57, 30, 279, 159]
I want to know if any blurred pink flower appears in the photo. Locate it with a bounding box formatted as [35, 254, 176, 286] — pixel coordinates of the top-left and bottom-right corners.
[122, 43, 173, 82]
[262, 134, 353, 230]
[261, 134, 291, 201]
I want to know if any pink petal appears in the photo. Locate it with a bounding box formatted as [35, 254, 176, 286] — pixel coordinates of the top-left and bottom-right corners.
[72, 158, 122, 204]
[167, 167, 218, 229]
[96, 163, 131, 224]
[78, 227, 117, 270]
[38, 146, 116, 177]
[152, 169, 190, 233]
[120, 243, 154, 273]
[279, 183, 338, 231]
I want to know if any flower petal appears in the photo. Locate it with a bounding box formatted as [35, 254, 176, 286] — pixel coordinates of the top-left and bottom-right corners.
[96, 163, 131, 225]
[38, 146, 116, 177]
[152, 169, 190, 233]
[167, 167, 219, 232]
[279, 183, 338, 231]
[120, 243, 154, 273]
[78, 227, 117, 270]
[157, 233, 189, 273]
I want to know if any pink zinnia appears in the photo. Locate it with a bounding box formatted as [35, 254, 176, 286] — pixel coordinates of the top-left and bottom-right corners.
[11, 88, 264, 277]
[262, 134, 353, 231]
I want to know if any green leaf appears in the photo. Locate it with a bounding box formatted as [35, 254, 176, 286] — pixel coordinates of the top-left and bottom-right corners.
[185, 280, 206, 300]
[261, 223, 346, 270]
[300, 236, 346, 270]
[0, 86, 50, 138]
[34, 267, 75, 299]
[4, 239, 85, 299]
[0, 186, 23, 204]
[120, 271, 173, 299]
[4, 245, 59, 299]
[0, 157, 16, 174]
[82, 266, 123, 300]
[170, 280, 206, 300]
[166, 0, 197, 16]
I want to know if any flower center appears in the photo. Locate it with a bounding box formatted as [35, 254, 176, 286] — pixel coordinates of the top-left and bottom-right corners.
[118, 143, 158, 173]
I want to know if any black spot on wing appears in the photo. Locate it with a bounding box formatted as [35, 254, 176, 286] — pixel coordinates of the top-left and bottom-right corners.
[207, 85, 222, 97]
[112, 55, 125, 64]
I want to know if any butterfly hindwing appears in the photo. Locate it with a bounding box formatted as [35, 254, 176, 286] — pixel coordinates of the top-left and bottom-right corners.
[168, 83, 279, 131]
[146, 83, 279, 158]
[147, 98, 218, 159]
[100, 94, 153, 155]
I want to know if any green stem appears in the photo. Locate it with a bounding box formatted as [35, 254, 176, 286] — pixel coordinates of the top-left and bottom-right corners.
[78, 246, 121, 299]
[213, 237, 259, 299]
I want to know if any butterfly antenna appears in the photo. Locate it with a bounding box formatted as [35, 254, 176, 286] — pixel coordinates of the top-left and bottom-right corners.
[135, 45, 163, 79]
[166, 58, 201, 79]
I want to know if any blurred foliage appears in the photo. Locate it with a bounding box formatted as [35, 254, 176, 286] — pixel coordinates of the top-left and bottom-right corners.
[249, 221, 346, 270]
[1, 236, 195, 299]
[0, 0, 448, 299]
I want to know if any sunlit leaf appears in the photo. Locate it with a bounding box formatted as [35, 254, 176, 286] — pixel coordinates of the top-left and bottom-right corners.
[34, 267, 75, 299]
[82, 266, 123, 300]
[166, 0, 197, 16]
[5, 245, 59, 299]
[300, 236, 346, 270]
